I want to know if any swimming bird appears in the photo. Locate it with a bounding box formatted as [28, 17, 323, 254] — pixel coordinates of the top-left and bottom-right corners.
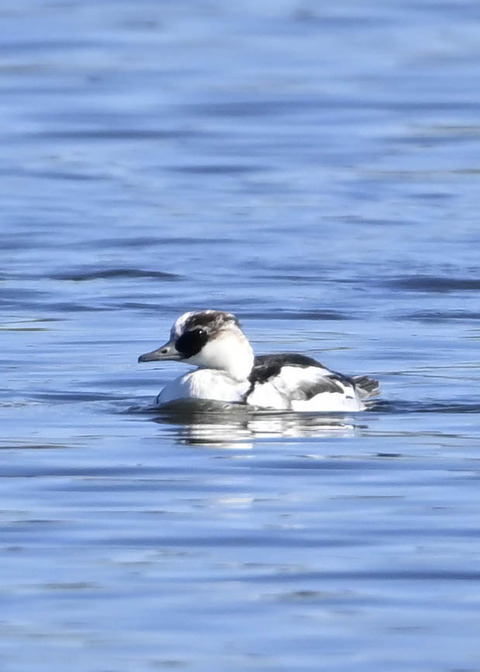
[138, 310, 379, 411]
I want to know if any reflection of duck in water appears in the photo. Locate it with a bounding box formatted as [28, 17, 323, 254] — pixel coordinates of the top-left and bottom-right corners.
[138, 310, 379, 412]
[152, 401, 360, 447]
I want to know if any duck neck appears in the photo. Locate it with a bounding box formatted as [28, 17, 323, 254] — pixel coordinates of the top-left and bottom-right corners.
[190, 332, 255, 381]
[224, 341, 255, 381]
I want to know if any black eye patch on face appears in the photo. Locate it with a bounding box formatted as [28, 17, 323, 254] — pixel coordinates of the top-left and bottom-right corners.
[175, 328, 209, 358]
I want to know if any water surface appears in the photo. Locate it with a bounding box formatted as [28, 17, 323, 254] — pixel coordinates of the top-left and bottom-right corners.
[2, 1, 480, 670]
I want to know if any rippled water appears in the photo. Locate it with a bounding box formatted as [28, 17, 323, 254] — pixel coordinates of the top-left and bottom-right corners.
[2, 1, 480, 670]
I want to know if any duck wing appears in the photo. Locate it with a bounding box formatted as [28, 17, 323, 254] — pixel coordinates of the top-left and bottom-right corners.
[246, 353, 363, 409]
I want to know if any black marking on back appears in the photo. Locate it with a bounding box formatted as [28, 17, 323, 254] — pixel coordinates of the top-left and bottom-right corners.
[175, 328, 209, 358]
[249, 353, 324, 385]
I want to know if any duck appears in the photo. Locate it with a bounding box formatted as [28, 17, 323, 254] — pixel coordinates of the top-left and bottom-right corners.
[138, 310, 379, 412]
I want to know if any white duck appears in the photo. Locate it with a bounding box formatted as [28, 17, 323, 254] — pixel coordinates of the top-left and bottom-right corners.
[138, 310, 379, 412]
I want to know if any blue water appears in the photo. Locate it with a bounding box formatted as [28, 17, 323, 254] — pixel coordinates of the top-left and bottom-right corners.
[2, 1, 480, 670]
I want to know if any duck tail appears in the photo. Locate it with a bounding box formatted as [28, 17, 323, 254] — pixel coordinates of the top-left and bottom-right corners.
[353, 375, 380, 399]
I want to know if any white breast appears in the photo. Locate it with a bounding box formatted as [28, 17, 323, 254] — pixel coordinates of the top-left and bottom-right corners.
[157, 369, 250, 405]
